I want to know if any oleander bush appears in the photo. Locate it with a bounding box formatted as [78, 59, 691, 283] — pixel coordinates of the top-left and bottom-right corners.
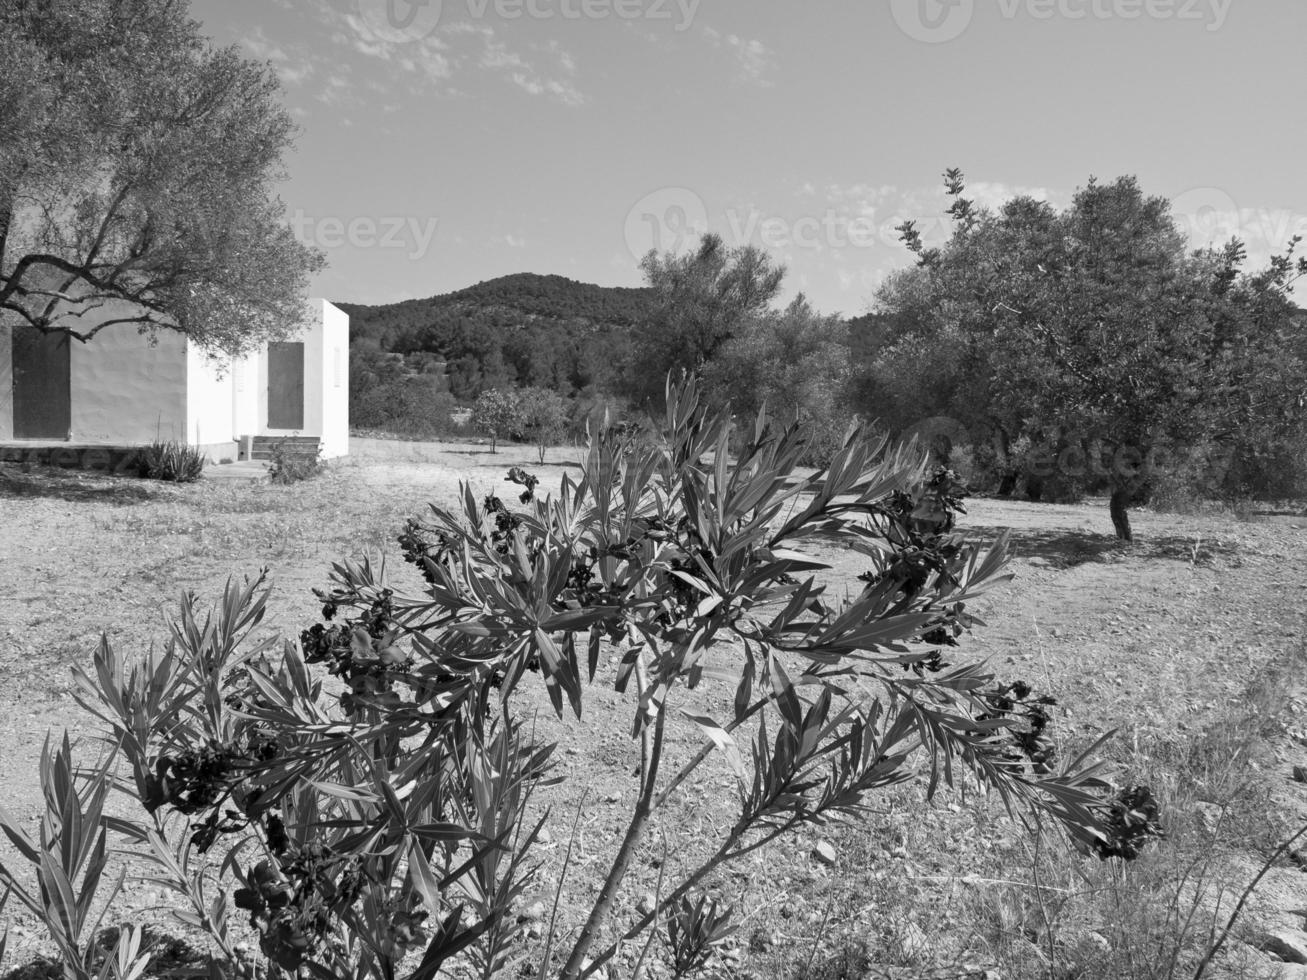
[9, 376, 1157, 980]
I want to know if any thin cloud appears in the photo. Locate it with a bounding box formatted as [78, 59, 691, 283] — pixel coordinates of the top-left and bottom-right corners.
[476, 28, 586, 106]
[702, 26, 776, 88]
[240, 28, 317, 86]
[271, 1, 580, 104]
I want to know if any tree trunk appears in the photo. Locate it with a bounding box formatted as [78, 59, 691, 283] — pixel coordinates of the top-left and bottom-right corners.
[997, 471, 1018, 497]
[1109, 487, 1133, 541]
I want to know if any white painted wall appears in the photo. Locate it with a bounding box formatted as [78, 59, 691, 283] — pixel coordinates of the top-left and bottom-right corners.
[231, 352, 260, 446]
[321, 300, 350, 459]
[255, 298, 349, 459]
[185, 346, 238, 458]
[70, 323, 189, 444]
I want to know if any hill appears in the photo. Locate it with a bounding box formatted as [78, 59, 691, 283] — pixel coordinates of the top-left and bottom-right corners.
[336, 274, 654, 399]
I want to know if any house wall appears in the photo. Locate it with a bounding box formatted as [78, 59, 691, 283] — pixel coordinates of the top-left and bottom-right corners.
[0, 323, 12, 440]
[69, 324, 189, 444]
[1, 297, 348, 458]
[185, 346, 238, 460]
[231, 352, 260, 445]
[257, 299, 349, 458]
[321, 300, 350, 459]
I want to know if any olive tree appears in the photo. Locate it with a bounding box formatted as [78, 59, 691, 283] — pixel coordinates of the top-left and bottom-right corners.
[0, 0, 323, 356]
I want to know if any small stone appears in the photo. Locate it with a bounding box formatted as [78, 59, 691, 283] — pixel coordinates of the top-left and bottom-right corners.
[637, 892, 657, 916]
[604, 792, 622, 803]
[811, 841, 838, 866]
[518, 901, 546, 923]
[526, 923, 543, 940]
[1260, 929, 1307, 964]
[1194, 801, 1223, 834]
[898, 922, 930, 960]
[537, 828, 553, 845]
[1277, 966, 1307, 980]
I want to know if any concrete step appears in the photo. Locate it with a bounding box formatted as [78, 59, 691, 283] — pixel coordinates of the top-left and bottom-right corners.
[241, 436, 321, 461]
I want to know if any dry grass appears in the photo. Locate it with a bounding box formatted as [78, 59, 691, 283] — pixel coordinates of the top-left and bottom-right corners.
[2, 439, 1306, 979]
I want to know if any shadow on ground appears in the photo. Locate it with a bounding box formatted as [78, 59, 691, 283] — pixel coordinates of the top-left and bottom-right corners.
[0, 464, 165, 505]
[0, 927, 212, 980]
[966, 524, 1241, 569]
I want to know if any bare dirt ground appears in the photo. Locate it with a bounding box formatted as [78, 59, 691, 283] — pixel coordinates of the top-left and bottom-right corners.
[2, 437, 1306, 979]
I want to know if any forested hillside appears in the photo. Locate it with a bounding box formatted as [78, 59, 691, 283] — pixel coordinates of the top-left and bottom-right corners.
[337, 273, 654, 400]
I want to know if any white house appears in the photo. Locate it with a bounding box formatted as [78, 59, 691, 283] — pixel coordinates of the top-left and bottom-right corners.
[0, 299, 349, 463]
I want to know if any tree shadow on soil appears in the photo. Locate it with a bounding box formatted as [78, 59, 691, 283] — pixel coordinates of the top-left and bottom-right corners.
[0, 927, 211, 980]
[965, 524, 1240, 570]
[0, 465, 163, 505]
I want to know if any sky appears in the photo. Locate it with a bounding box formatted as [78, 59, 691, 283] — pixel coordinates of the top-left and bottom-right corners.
[188, 0, 1307, 316]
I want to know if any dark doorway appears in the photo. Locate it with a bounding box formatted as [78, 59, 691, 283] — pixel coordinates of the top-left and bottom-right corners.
[12, 328, 71, 439]
[267, 341, 305, 429]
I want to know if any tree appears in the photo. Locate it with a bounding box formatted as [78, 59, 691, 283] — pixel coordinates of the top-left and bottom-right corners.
[517, 386, 570, 463]
[629, 234, 784, 408]
[880, 171, 1307, 540]
[705, 294, 857, 465]
[470, 388, 522, 453]
[0, 0, 323, 357]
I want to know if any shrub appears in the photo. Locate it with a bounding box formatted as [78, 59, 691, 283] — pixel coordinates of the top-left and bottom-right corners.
[353, 377, 468, 440]
[59, 376, 1148, 980]
[517, 386, 570, 463]
[0, 733, 153, 980]
[469, 388, 522, 453]
[268, 440, 326, 484]
[139, 440, 205, 482]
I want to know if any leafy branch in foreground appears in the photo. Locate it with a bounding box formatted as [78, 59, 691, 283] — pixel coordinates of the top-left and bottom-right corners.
[65, 375, 1153, 979]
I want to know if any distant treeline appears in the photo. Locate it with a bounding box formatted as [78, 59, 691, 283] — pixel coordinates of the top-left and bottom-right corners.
[337, 173, 1307, 517]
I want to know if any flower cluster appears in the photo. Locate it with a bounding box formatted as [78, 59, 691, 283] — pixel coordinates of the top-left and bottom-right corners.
[974, 680, 1059, 774]
[300, 591, 412, 714]
[1092, 785, 1165, 860]
[234, 846, 369, 972]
